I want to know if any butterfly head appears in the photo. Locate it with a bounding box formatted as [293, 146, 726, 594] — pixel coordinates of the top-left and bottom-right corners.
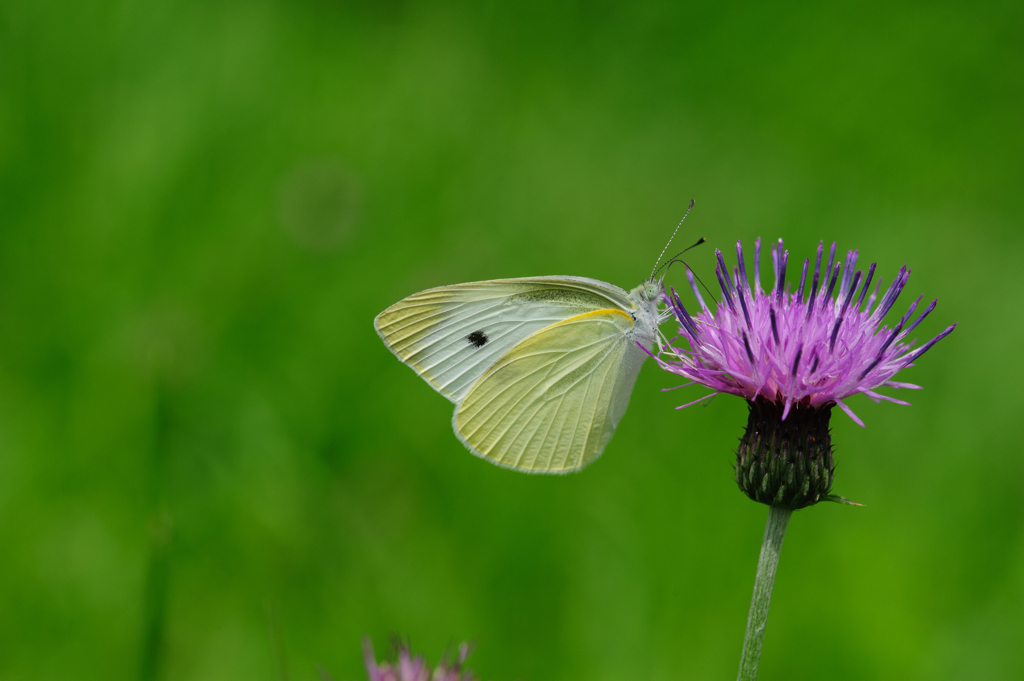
[629, 279, 667, 328]
[640, 279, 664, 302]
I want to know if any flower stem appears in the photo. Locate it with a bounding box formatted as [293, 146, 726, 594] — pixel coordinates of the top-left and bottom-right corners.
[737, 505, 792, 681]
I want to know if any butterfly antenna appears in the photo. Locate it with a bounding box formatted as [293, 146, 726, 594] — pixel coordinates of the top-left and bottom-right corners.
[651, 199, 696, 280]
[653, 236, 706, 280]
[663, 259, 718, 304]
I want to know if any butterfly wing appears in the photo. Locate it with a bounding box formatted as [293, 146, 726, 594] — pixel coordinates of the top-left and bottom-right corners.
[374, 277, 635, 403]
[454, 308, 649, 473]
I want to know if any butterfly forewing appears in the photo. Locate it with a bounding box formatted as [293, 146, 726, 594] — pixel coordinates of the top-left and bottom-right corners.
[454, 308, 645, 473]
[374, 277, 635, 403]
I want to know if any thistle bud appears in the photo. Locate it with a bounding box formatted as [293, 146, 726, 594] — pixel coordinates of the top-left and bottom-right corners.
[735, 397, 835, 509]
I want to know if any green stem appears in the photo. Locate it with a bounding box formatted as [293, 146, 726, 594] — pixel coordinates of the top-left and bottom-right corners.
[737, 505, 792, 681]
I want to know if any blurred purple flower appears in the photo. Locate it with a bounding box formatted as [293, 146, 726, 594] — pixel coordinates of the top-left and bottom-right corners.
[363, 638, 478, 681]
[655, 238, 956, 426]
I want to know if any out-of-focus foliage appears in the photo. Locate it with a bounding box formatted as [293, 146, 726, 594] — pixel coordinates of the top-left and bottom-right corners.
[0, 1, 1020, 680]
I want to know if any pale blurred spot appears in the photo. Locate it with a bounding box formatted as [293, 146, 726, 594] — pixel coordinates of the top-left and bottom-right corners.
[127, 304, 205, 388]
[277, 159, 362, 253]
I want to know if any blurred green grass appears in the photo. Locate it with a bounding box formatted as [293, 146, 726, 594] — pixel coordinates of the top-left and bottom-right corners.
[1, 0, 1022, 679]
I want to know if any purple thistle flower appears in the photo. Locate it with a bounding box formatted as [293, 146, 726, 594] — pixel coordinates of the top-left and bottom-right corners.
[657, 238, 956, 427]
[654, 238, 955, 509]
[363, 638, 478, 681]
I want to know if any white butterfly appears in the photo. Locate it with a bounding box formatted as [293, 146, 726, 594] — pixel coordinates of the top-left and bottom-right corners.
[375, 204, 700, 474]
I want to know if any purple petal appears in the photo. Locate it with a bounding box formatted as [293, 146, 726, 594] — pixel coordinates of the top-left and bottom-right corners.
[675, 392, 719, 409]
[685, 265, 707, 310]
[754, 237, 763, 294]
[835, 398, 865, 427]
[863, 389, 911, 406]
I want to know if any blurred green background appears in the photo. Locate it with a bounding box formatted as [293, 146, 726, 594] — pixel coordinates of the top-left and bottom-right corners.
[1, 0, 1021, 679]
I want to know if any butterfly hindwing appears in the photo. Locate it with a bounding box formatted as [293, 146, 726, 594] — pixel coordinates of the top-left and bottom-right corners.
[374, 277, 635, 403]
[454, 308, 646, 473]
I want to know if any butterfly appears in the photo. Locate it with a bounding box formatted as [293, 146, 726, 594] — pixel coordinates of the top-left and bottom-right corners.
[374, 202, 701, 474]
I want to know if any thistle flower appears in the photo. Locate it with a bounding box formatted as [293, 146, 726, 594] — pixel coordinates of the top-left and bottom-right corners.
[654, 238, 955, 509]
[362, 638, 478, 681]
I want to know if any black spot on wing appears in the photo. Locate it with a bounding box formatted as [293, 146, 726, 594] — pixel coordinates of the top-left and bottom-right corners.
[467, 330, 488, 347]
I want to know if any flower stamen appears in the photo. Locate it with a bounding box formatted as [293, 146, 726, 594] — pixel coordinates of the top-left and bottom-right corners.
[796, 258, 809, 304]
[742, 332, 756, 364]
[754, 237, 763, 294]
[717, 250, 736, 296]
[716, 264, 735, 311]
[775, 243, 788, 302]
[739, 282, 754, 330]
[822, 262, 841, 307]
[819, 242, 836, 297]
[830, 270, 863, 351]
[903, 298, 937, 336]
[736, 241, 750, 293]
[870, 266, 910, 323]
[856, 263, 877, 310]
[806, 242, 823, 317]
